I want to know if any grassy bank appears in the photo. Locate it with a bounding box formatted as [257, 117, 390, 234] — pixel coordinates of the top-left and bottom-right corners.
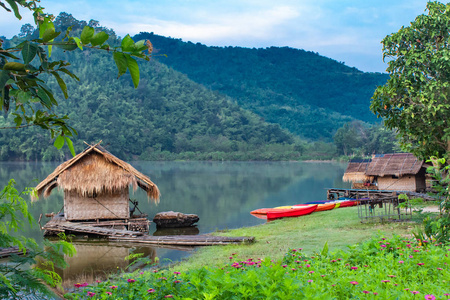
[173, 206, 418, 271]
[67, 206, 443, 299]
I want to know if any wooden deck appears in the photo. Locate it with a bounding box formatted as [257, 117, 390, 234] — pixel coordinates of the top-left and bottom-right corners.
[327, 188, 436, 201]
[42, 216, 254, 246]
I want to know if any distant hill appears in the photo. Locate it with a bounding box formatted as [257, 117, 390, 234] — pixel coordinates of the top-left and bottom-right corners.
[135, 32, 389, 140]
[0, 21, 300, 161]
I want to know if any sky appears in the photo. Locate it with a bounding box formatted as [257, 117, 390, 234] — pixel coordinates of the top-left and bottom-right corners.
[1, 0, 433, 73]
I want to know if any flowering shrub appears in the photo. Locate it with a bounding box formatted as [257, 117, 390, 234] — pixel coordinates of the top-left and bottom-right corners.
[65, 235, 450, 299]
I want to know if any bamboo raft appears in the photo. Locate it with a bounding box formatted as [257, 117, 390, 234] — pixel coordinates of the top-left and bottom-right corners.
[108, 234, 255, 246]
[42, 216, 254, 246]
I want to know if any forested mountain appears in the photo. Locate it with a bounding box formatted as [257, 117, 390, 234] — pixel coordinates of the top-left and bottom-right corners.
[0, 14, 389, 161]
[135, 32, 389, 140]
[0, 15, 302, 161]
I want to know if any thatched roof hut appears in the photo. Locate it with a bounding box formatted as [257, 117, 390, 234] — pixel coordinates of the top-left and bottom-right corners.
[342, 159, 371, 182]
[365, 153, 423, 177]
[343, 153, 427, 192]
[34, 143, 160, 221]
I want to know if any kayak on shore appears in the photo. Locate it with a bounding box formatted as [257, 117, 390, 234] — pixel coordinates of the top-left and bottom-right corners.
[251, 199, 358, 220]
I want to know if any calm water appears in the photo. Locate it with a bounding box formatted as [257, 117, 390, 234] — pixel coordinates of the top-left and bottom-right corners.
[1, 161, 350, 289]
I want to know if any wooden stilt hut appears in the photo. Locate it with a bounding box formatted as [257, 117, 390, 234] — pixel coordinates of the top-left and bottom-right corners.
[33, 142, 160, 222]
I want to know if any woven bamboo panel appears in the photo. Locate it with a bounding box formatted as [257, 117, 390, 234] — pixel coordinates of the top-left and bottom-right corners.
[64, 188, 129, 220]
[377, 176, 417, 192]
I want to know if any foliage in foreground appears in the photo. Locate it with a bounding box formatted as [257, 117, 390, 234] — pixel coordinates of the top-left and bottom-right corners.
[0, 179, 76, 299]
[66, 234, 449, 299]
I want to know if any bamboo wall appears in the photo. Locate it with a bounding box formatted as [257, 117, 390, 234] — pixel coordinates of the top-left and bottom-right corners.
[377, 175, 420, 192]
[64, 188, 129, 220]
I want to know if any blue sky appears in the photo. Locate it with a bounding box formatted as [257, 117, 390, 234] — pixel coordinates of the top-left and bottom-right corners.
[1, 0, 432, 72]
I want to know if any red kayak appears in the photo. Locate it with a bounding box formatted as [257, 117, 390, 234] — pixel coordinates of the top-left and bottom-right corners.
[266, 204, 318, 220]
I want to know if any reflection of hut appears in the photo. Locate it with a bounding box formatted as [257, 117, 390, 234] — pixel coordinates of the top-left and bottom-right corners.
[39, 242, 156, 291]
[343, 153, 427, 192]
[34, 143, 160, 221]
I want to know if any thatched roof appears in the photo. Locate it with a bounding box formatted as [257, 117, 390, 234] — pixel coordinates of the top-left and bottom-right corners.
[33, 143, 160, 202]
[365, 153, 423, 177]
[342, 160, 371, 182]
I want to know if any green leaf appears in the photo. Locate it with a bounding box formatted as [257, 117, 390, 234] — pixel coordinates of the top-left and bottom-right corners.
[52, 42, 78, 51]
[121, 35, 135, 51]
[321, 241, 329, 257]
[59, 68, 80, 81]
[80, 26, 95, 44]
[64, 137, 76, 157]
[21, 42, 38, 65]
[72, 37, 83, 50]
[51, 72, 68, 99]
[126, 54, 140, 88]
[0, 71, 9, 91]
[3, 62, 26, 71]
[5, 0, 21, 19]
[53, 136, 65, 149]
[42, 28, 60, 43]
[113, 52, 128, 78]
[36, 87, 52, 109]
[90, 31, 109, 46]
[134, 40, 147, 51]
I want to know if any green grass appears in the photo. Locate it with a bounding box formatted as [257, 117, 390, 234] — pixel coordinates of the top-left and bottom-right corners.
[173, 207, 420, 271]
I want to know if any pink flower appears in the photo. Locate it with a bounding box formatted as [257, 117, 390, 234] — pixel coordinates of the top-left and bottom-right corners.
[139, 272, 144, 275]
[409, 255, 413, 258]
[381, 244, 386, 248]
[110, 285, 118, 289]
[174, 271, 181, 275]
[306, 264, 311, 268]
[106, 292, 112, 295]
[373, 292, 378, 295]
[399, 261, 404, 264]
[417, 263, 425, 266]
[165, 295, 173, 298]
[350, 281, 359, 285]
[404, 288, 410, 291]
[388, 275, 396, 278]
[438, 268, 443, 270]
[411, 291, 420, 295]
[174, 280, 181, 284]
[147, 288, 155, 293]
[424, 295, 436, 300]
[307, 280, 313, 283]
[127, 279, 135, 283]
[282, 265, 287, 268]
[308, 271, 314, 274]
[87, 291, 95, 297]
[381, 280, 390, 283]
[351, 267, 358, 270]
[363, 291, 370, 294]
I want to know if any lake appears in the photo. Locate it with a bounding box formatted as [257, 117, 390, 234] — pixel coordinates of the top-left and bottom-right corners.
[1, 161, 350, 289]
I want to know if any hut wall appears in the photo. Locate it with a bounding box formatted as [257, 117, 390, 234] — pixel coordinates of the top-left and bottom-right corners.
[64, 188, 129, 221]
[415, 175, 427, 192]
[377, 175, 417, 192]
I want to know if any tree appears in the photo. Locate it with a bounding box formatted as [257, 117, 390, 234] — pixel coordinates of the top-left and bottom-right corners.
[0, 0, 152, 297]
[1, 0, 152, 154]
[371, 1, 450, 160]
